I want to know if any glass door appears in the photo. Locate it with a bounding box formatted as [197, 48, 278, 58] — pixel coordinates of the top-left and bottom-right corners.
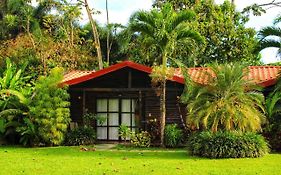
[96, 98, 137, 141]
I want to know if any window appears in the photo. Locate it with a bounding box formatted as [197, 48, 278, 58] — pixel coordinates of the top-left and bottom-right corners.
[96, 98, 137, 140]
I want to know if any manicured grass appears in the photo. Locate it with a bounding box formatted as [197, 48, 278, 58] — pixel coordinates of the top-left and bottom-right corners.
[0, 146, 281, 175]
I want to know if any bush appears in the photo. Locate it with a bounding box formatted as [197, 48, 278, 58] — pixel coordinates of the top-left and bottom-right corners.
[65, 127, 96, 146]
[146, 118, 161, 144]
[164, 124, 183, 148]
[119, 124, 131, 142]
[130, 131, 151, 148]
[30, 67, 71, 145]
[188, 131, 269, 158]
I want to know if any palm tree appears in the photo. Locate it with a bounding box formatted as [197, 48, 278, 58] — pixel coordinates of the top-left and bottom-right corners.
[258, 14, 281, 57]
[129, 3, 203, 146]
[182, 63, 265, 133]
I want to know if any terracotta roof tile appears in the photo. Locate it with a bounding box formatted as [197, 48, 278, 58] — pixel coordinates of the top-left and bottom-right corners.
[62, 61, 281, 87]
[63, 70, 95, 84]
[181, 66, 281, 87]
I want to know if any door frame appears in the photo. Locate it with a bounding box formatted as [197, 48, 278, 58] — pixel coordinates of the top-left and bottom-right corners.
[95, 97, 139, 141]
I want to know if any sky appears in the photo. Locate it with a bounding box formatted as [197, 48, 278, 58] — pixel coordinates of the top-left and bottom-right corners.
[83, 0, 281, 64]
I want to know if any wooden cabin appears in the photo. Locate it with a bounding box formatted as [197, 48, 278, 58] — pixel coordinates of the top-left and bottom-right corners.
[62, 61, 281, 142]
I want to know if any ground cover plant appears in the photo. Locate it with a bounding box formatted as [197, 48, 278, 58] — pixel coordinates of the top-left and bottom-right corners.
[0, 146, 281, 175]
[64, 127, 96, 146]
[164, 124, 183, 148]
[188, 131, 269, 158]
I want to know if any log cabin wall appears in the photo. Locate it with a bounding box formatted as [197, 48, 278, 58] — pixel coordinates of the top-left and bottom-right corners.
[68, 67, 186, 131]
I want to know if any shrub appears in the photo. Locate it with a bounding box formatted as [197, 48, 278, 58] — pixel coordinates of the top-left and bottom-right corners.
[130, 131, 151, 148]
[29, 67, 71, 145]
[164, 124, 183, 148]
[146, 118, 161, 144]
[264, 91, 281, 151]
[188, 131, 269, 158]
[65, 127, 96, 146]
[16, 118, 39, 147]
[119, 124, 131, 142]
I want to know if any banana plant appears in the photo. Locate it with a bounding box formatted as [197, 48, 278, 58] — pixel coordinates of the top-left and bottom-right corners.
[0, 58, 27, 110]
[0, 58, 29, 143]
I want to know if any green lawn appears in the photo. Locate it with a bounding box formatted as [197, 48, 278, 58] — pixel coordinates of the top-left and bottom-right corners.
[0, 146, 281, 175]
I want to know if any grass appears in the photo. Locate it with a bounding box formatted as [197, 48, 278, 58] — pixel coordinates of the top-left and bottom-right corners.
[0, 146, 281, 175]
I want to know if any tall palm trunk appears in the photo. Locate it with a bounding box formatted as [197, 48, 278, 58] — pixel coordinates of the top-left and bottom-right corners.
[160, 53, 167, 147]
[106, 0, 110, 64]
[84, 0, 103, 70]
[160, 80, 166, 147]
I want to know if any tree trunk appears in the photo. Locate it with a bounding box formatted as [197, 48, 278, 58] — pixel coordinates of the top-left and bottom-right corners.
[84, 0, 103, 70]
[160, 53, 167, 147]
[106, 0, 110, 64]
[160, 80, 166, 147]
[231, 0, 235, 5]
[26, 18, 35, 49]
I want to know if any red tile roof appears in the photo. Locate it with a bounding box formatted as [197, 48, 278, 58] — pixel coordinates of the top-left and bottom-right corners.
[63, 70, 95, 84]
[62, 61, 281, 87]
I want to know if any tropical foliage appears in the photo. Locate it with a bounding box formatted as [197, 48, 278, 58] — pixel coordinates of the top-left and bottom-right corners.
[130, 131, 151, 148]
[129, 3, 203, 66]
[0, 59, 71, 146]
[154, 0, 260, 66]
[129, 3, 203, 146]
[258, 14, 281, 57]
[0, 58, 29, 144]
[182, 63, 265, 132]
[0, 0, 279, 154]
[164, 124, 183, 148]
[264, 78, 281, 151]
[29, 68, 70, 145]
[64, 127, 96, 146]
[188, 131, 269, 158]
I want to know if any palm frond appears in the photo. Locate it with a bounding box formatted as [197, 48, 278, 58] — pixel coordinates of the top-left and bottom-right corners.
[259, 39, 281, 51]
[273, 14, 281, 25]
[170, 10, 195, 31]
[176, 29, 204, 44]
[160, 2, 173, 20]
[132, 11, 156, 30]
[183, 62, 265, 132]
[258, 26, 281, 40]
[130, 22, 155, 39]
